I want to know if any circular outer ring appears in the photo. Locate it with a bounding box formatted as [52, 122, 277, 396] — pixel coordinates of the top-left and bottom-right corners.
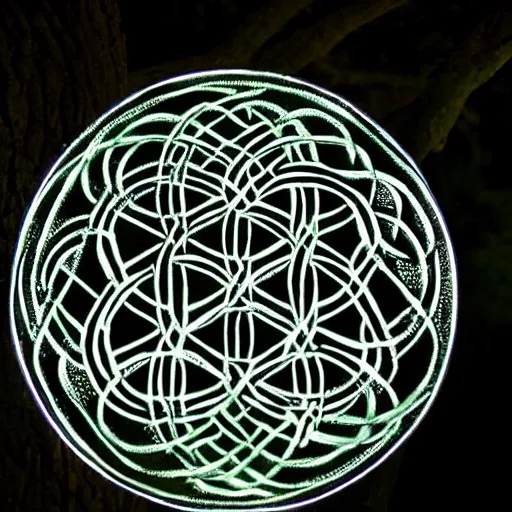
[10, 69, 458, 511]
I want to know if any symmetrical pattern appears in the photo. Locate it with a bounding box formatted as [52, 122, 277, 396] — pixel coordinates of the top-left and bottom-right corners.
[10, 71, 456, 510]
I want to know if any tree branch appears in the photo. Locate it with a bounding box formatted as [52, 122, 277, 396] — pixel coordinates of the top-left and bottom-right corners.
[128, 0, 313, 93]
[252, 0, 408, 75]
[387, 0, 512, 162]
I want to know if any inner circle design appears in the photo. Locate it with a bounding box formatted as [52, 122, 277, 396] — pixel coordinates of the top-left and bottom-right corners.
[11, 71, 456, 510]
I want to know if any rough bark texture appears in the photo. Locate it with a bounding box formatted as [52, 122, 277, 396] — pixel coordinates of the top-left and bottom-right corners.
[0, 1, 144, 510]
[387, 0, 512, 161]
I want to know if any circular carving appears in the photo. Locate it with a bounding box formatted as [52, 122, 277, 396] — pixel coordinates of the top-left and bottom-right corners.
[10, 70, 457, 510]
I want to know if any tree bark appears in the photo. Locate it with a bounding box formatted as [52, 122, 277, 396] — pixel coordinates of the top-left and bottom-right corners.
[0, 1, 148, 510]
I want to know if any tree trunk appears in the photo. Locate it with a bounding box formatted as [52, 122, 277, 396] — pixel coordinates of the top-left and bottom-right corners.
[0, 1, 150, 510]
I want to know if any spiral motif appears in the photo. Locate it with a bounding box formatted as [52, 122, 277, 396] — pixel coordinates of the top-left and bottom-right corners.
[11, 71, 456, 509]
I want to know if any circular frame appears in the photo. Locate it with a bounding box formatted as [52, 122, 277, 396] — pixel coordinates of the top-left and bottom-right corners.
[10, 69, 458, 511]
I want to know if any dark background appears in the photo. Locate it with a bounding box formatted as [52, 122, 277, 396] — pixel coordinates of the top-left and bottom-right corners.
[1, 0, 510, 510]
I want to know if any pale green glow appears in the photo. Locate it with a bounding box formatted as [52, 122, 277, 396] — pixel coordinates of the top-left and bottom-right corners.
[10, 70, 457, 510]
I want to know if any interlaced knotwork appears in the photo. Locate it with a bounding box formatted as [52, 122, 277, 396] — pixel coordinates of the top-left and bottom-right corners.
[11, 73, 456, 508]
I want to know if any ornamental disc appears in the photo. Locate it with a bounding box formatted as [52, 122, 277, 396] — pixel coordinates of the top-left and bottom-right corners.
[10, 70, 457, 510]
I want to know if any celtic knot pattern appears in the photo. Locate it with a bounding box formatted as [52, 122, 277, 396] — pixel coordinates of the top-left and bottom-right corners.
[11, 71, 456, 509]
